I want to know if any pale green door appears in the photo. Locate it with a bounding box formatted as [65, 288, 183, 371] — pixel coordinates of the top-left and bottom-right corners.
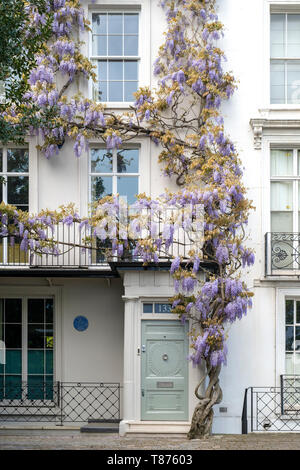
[141, 320, 189, 421]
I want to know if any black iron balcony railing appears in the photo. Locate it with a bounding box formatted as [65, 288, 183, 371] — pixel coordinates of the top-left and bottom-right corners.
[265, 232, 300, 276]
[0, 381, 121, 425]
[0, 219, 204, 269]
[242, 375, 300, 434]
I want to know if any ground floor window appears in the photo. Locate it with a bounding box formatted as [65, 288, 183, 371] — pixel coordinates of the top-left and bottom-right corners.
[0, 297, 54, 400]
[285, 299, 300, 374]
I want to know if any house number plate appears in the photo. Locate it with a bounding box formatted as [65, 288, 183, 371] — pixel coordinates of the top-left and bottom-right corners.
[157, 381, 174, 388]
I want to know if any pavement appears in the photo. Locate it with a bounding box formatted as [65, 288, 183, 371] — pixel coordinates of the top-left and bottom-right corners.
[0, 430, 300, 450]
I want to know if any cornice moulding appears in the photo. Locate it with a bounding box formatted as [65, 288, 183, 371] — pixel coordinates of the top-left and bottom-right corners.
[250, 118, 300, 150]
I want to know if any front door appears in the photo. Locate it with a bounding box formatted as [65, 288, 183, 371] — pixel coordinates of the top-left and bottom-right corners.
[141, 320, 188, 421]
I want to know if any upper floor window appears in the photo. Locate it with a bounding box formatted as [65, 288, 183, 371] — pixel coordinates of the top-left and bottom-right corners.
[270, 149, 300, 232]
[270, 14, 300, 104]
[90, 147, 139, 205]
[0, 147, 29, 211]
[91, 12, 139, 103]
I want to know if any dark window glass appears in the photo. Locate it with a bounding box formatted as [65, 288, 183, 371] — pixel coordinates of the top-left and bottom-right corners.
[28, 324, 45, 349]
[7, 149, 29, 172]
[286, 326, 294, 351]
[5, 324, 22, 348]
[286, 299, 294, 324]
[7, 176, 28, 206]
[28, 299, 44, 323]
[143, 304, 153, 313]
[5, 299, 22, 323]
[45, 299, 53, 323]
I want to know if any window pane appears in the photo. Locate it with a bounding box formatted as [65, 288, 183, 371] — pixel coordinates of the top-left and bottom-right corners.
[92, 13, 107, 34]
[28, 350, 44, 374]
[0, 149, 2, 172]
[270, 61, 285, 104]
[98, 82, 107, 102]
[155, 303, 172, 313]
[286, 299, 294, 324]
[117, 149, 139, 173]
[97, 61, 107, 81]
[143, 303, 153, 313]
[7, 176, 28, 206]
[287, 15, 300, 58]
[91, 149, 113, 173]
[91, 176, 112, 201]
[108, 36, 123, 56]
[6, 350, 21, 374]
[287, 61, 300, 103]
[286, 325, 294, 351]
[124, 81, 138, 101]
[124, 14, 139, 34]
[28, 299, 44, 323]
[46, 350, 53, 374]
[109, 61, 123, 80]
[271, 181, 293, 211]
[271, 150, 293, 176]
[286, 352, 294, 374]
[28, 324, 45, 349]
[28, 375, 45, 400]
[117, 176, 138, 205]
[5, 375, 22, 399]
[92, 35, 107, 56]
[45, 325, 53, 349]
[124, 36, 138, 56]
[7, 149, 29, 173]
[271, 212, 293, 232]
[5, 299, 22, 323]
[124, 61, 138, 80]
[108, 81, 123, 101]
[296, 326, 300, 350]
[296, 301, 300, 323]
[270, 14, 285, 58]
[5, 324, 21, 348]
[108, 14, 123, 34]
[45, 299, 53, 323]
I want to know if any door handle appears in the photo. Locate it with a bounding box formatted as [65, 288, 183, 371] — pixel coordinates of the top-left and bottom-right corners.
[141, 389, 145, 397]
[141, 345, 146, 353]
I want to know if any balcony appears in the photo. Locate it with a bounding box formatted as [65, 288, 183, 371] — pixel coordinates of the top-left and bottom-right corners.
[0, 220, 216, 277]
[265, 232, 300, 276]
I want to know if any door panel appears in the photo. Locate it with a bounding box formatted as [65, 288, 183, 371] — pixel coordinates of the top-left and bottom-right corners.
[141, 320, 188, 421]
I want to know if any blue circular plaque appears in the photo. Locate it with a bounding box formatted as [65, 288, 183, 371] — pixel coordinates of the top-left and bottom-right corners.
[73, 316, 89, 332]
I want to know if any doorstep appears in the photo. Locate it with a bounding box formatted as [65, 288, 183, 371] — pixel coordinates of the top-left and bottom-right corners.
[0, 425, 80, 435]
[119, 420, 191, 436]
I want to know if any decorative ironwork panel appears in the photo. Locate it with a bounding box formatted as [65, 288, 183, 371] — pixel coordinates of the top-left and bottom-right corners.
[265, 233, 300, 275]
[0, 381, 121, 425]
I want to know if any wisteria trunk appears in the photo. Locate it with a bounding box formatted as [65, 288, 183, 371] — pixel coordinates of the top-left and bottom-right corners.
[187, 364, 223, 439]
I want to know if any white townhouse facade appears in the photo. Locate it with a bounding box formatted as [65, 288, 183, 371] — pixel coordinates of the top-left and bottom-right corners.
[2, 0, 300, 436]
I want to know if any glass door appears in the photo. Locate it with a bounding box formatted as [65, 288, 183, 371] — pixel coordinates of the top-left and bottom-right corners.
[0, 297, 54, 400]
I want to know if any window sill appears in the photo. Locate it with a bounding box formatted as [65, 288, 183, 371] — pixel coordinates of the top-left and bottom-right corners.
[99, 102, 135, 110]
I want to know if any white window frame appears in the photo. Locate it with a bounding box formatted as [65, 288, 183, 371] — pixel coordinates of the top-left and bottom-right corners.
[270, 12, 300, 105]
[263, 1, 300, 109]
[89, 9, 140, 106]
[270, 147, 300, 233]
[276, 287, 300, 384]
[89, 145, 141, 205]
[0, 146, 29, 209]
[0, 287, 61, 396]
[87, 1, 150, 109]
[0, 146, 30, 265]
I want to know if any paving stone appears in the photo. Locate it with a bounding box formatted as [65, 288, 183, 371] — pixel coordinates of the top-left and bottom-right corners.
[0, 431, 300, 450]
